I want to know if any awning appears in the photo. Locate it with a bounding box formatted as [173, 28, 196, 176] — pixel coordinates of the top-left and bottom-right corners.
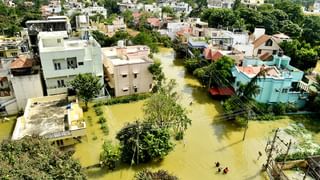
[209, 87, 235, 96]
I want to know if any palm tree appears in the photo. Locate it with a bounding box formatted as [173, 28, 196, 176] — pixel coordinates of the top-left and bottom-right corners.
[238, 67, 271, 102]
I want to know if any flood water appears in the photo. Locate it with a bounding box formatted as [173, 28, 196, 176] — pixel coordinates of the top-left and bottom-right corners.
[72, 48, 302, 180]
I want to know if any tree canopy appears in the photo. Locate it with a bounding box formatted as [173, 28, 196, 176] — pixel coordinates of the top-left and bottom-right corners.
[70, 73, 103, 108]
[0, 137, 86, 179]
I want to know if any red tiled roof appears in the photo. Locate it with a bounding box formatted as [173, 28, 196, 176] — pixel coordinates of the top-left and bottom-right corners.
[133, 12, 141, 19]
[259, 52, 272, 61]
[253, 35, 271, 48]
[204, 48, 223, 61]
[209, 87, 235, 96]
[10, 55, 33, 69]
[147, 17, 161, 27]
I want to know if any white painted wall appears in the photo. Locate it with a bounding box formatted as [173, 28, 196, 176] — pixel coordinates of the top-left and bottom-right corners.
[11, 73, 44, 110]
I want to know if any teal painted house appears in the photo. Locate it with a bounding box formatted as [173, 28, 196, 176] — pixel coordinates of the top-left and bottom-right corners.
[231, 55, 309, 107]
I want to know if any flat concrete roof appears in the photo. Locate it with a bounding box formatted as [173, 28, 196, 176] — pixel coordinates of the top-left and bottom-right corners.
[12, 95, 68, 140]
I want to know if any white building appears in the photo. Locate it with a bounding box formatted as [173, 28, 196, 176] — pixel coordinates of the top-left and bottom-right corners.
[207, 0, 234, 8]
[102, 43, 153, 97]
[106, 17, 127, 36]
[166, 22, 191, 39]
[38, 31, 104, 96]
[82, 5, 107, 18]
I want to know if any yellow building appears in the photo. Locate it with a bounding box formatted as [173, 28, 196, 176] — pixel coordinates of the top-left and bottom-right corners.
[0, 36, 27, 59]
[12, 94, 86, 147]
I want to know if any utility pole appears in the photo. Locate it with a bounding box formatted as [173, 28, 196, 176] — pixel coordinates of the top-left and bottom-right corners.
[263, 128, 279, 171]
[242, 109, 250, 141]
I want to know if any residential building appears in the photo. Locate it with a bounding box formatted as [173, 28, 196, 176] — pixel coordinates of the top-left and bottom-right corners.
[272, 33, 291, 44]
[191, 18, 208, 37]
[75, 15, 90, 31]
[102, 42, 153, 97]
[0, 37, 41, 115]
[312, 0, 320, 12]
[41, 0, 62, 17]
[12, 94, 86, 147]
[82, 5, 107, 18]
[252, 34, 281, 59]
[38, 31, 104, 96]
[147, 17, 161, 29]
[144, 3, 162, 15]
[26, 16, 71, 53]
[231, 55, 308, 107]
[166, 22, 190, 39]
[106, 17, 127, 36]
[160, 2, 192, 15]
[10, 55, 44, 110]
[207, 0, 234, 8]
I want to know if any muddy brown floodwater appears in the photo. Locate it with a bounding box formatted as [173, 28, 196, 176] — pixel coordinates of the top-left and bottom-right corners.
[73, 48, 312, 180]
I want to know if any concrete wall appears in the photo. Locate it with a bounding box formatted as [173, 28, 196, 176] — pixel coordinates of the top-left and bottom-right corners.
[11, 73, 44, 110]
[113, 62, 153, 97]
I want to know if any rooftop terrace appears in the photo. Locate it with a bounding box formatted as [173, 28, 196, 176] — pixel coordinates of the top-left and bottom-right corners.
[12, 94, 85, 140]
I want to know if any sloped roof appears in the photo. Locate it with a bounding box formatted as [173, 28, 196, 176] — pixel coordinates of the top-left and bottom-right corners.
[253, 34, 271, 48]
[147, 17, 161, 27]
[204, 48, 223, 61]
[10, 55, 33, 69]
[259, 52, 272, 61]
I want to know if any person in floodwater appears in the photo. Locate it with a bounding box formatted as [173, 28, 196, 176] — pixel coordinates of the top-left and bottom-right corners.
[218, 167, 222, 173]
[189, 101, 193, 105]
[223, 167, 229, 174]
[257, 151, 262, 160]
[215, 162, 220, 167]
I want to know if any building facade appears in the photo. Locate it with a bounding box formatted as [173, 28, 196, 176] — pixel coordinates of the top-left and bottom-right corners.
[102, 43, 153, 97]
[38, 31, 104, 96]
[232, 55, 308, 107]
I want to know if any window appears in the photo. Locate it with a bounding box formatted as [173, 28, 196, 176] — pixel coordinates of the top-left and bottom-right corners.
[122, 74, 127, 78]
[67, 57, 77, 69]
[272, 50, 277, 55]
[265, 39, 273, 46]
[54, 62, 61, 70]
[134, 87, 138, 92]
[11, 52, 17, 57]
[149, 84, 152, 89]
[57, 39, 61, 43]
[122, 88, 128, 92]
[257, 49, 262, 54]
[282, 88, 288, 93]
[0, 52, 3, 57]
[57, 80, 65, 88]
[78, 62, 84, 66]
[134, 73, 138, 78]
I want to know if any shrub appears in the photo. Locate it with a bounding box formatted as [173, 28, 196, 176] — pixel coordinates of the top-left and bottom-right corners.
[135, 169, 178, 180]
[93, 93, 151, 107]
[272, 103, 286, 115]
[100, 141, 120, 170]
[98, 117, 106, 124]
[92, 135, 98, 140]
[101, 123, 109, 135]
[94, 107, 103, 116]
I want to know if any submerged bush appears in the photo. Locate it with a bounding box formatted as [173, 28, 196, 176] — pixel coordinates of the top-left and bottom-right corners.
[94, 107, 103, 116]
[94, 93, 151, 107]
[98, 117, 106, 124]
[134, 169, 178, 180]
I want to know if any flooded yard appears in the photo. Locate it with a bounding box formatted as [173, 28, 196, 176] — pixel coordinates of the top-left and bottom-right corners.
[73, 48, 320, 179]
[0, 48, 317, 179]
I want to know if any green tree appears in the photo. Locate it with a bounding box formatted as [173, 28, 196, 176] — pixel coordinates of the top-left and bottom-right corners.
[280, 20, 302, 38]
[0, 136, 86, 179]
[100, 141, 121, 170]
[148, 59, 165, 92]
[301, 16, 320, 45]
[70, 74, 103, 109]
[98, 0, 120, 15]
[201, 8, 236, 28]
[116, 121, 174, 165]
[143, 80, 191, 139]
[122, 10, 134, 26]
[193, 56, 235, 88]
[274, 0, 303, 24]
[135, 169, 178, 180]
[132, 32, 158, 53]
